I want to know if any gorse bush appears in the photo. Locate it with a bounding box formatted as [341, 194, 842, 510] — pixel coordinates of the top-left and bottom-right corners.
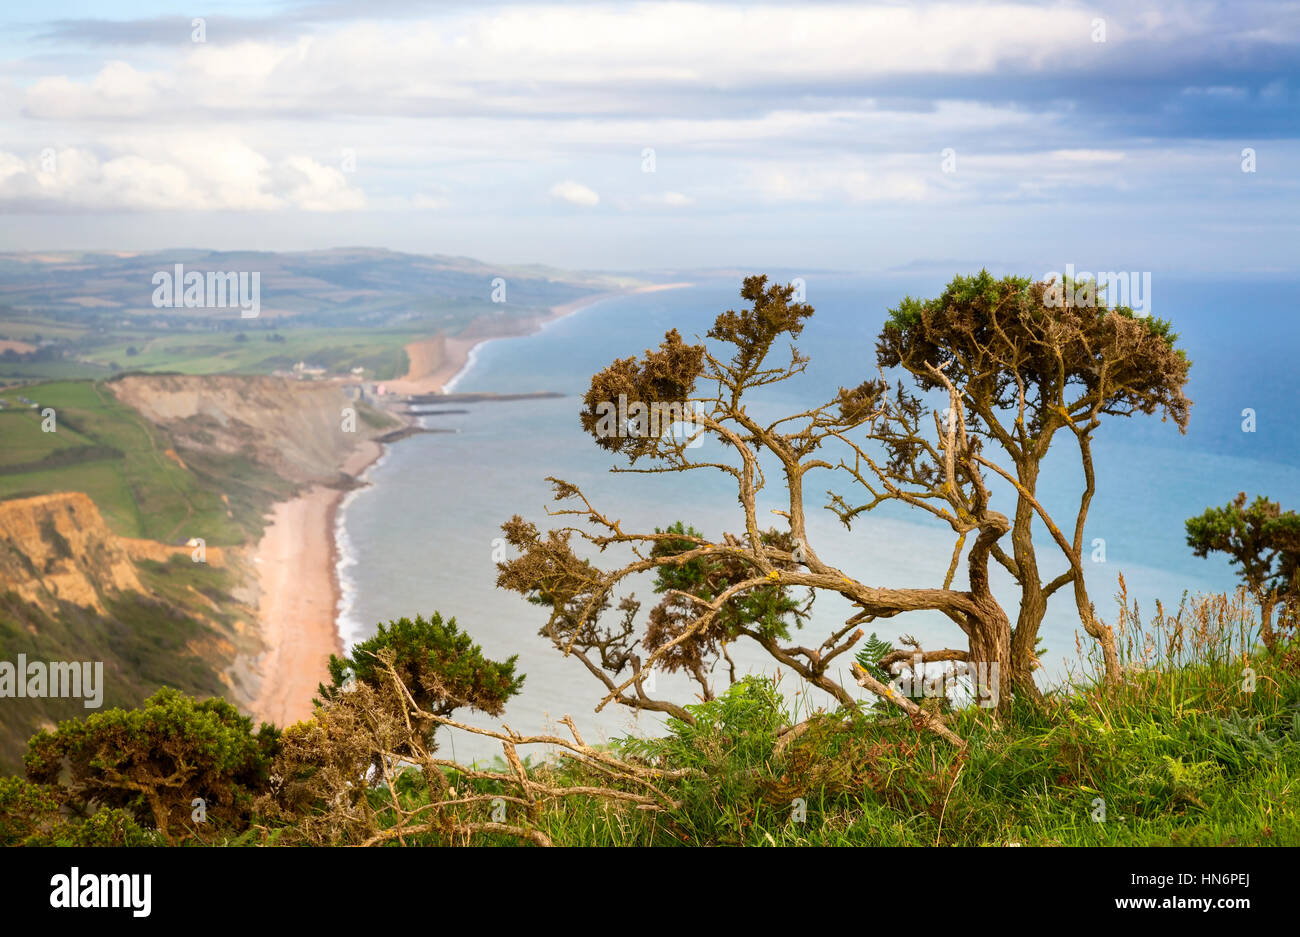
[22, 687, 277, 843]
[0, 777, 156, 846]
[322, 612, 523, 721]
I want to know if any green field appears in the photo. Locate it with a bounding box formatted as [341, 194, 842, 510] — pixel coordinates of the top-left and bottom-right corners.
[0, 381, 245, 544]
[0, 359, 112, 384]
[0, 288, 561, 385]
[0, 247, 617, 387]
[74, 326, 426, 379]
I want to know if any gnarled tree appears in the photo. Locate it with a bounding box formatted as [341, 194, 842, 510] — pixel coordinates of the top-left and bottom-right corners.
[1186, 493, 1300, 652]
[877, 272, 1191, 691]
[499, 275, 1039, 739]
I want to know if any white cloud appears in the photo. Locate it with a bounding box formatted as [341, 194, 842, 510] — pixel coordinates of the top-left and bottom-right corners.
[641, 191, 693, 207]
[273, 156, 365, 211]
[0, 140, 365, 211]
[13, 4, 1149, 124]
[24, 60, 168, 120]
[549, 179, 599, 206]
[0, 0, 1294, 274]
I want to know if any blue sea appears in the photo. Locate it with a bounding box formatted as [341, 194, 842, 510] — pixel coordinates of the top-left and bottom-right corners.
[336, 276, 1300, 763]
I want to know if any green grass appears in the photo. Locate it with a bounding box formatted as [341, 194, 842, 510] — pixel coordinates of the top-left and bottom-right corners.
[75, 326, 435, 380]
[408, 656, 1298, 847]
[0, 381, 244, 544]
[0, 292, 540, 385]
[0, 360, 112, 383]
[0, 288, 562, 385]
[320, 602, 1300, 848]
[8, 588, 1297, 846]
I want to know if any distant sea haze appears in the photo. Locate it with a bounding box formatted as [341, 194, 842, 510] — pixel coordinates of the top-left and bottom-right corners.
[336, 277, 1300, 762]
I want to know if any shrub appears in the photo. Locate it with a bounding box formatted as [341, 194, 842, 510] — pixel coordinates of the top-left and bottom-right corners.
[24, 687, 279, 842]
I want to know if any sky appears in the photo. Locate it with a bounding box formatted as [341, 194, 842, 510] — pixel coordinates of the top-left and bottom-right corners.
[0, 0, 1296, 274]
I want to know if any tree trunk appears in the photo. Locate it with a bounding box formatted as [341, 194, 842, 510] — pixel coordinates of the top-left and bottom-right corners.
[1259, 593, 1277, 653]
[967, 519, 1013, 715]
[1008, 460, 1047, 699]
[1072, 433, 1121, 685]
[1075, 577, 1121, 684]
[1009, 589, 1046, 699]
[148, 793, 175, 844]
[966, 596, 1013, 716]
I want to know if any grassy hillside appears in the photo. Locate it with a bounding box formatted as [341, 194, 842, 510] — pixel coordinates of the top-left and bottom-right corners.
[4, 599, 1295, 845]
[1, 322, 426, 384]
[471, 661, 1300, 846]
[0, 358, 112, 384]
[0, 556, 253, 772]
[0, 381, 245, 545]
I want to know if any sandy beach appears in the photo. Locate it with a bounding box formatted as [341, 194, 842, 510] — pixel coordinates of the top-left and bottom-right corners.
[248, 281, 690, 727]
[382, 334, 482, 397]
[248, 439, 382, 727]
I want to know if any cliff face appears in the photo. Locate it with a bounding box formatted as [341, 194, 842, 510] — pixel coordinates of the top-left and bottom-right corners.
[0, 374, 401, 769]
[0, 489, 261, 771]
[0, 492, 141, 613]
[108, 374, 397, 486]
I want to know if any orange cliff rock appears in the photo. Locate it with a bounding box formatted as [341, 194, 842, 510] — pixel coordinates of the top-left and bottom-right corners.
[0, 492, 143, 614]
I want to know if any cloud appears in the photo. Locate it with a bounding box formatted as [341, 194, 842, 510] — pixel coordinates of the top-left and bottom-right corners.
[746, 162, 931, 203]
[24, 60, 169, 120]
[0, 140, 365, 212]
[272, 156, 365, 211]
[1049, 150, 1127, 163]
[549, 179, 599, 206]
[17, 3, 1299, 128]
[0, 1, 1296, 272]
[641, 191, 693, 207]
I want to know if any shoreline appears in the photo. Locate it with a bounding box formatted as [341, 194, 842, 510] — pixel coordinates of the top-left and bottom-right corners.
[384, 281, 693, 396]
[331, 438, 391, 653]
[247, 438, 383, 728]
[248, 280, 692, 728]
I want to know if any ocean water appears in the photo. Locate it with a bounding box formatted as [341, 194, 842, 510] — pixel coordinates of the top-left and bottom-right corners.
[336, 277, 1300, 763]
